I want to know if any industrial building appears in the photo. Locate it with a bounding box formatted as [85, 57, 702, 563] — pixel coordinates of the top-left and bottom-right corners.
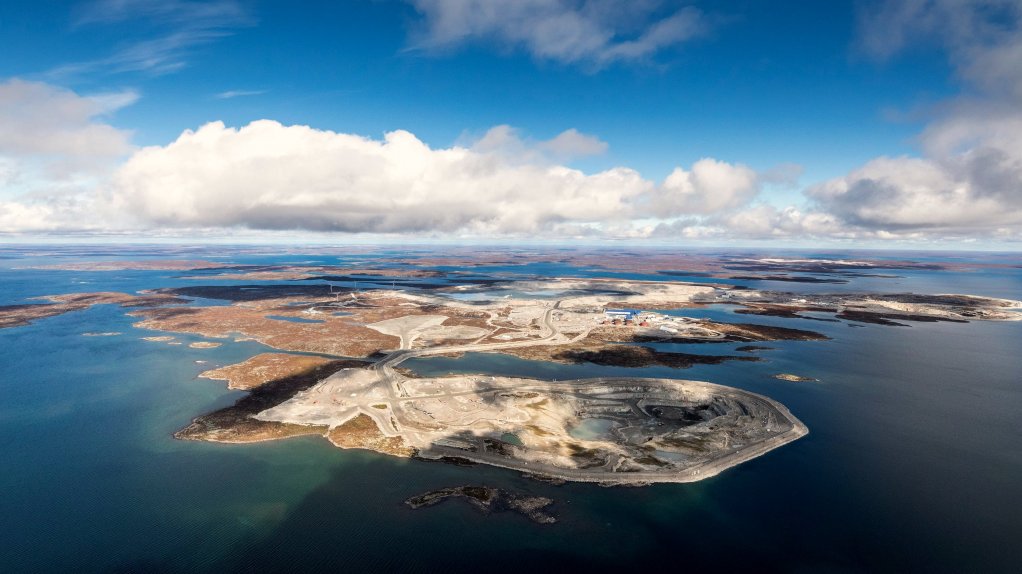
[604, 309, 640, 321]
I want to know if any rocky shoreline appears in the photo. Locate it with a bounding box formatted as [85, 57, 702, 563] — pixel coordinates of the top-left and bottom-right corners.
[175, 359, 369, 443]
[404, 486, 557, 524]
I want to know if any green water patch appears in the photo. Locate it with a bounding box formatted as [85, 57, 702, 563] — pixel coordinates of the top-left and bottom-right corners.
[499, 432, 524, 446]
[568, 418, 615, 441]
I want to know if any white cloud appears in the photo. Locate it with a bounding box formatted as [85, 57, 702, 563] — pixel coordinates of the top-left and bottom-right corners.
[0, 90, 774, 237]
[809, 150, 1022, 232]
[0, 79, 139, 233]
[4, 103, 1013, 242]
[406, 0, 707, 67]
[0, 196, 113, 233]
[214, 89, 266, 99]
[858, 0, 1022, 98]
[74, 0, 248, 27]
[7, 61, 1019, 244]
[640, 206, 847, 242]
[715, 205, 845, 239]
[759, 162, 804, 188]
[0, 98, 883, 241]
[0, 79, 134, 161]
[538, 128, 608, 158]
[88, 90, 142, 115]
[48, 0, 251, 79]
[468, 124, 607, 163]
[101, 120, 791, 236]
[109, 120, 652, 234]
[646, 158, 759, 216]
[810, 0, 1022, 237]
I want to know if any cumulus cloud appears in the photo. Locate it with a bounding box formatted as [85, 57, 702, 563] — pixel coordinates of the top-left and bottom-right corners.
[102, 120, 794, 236]
[0, 80, 776, 237]
[110, 120, 652, 234]
[0, 195, 115, 233]
[713, 205, 846, 239]
[809, 151, 1022, 232]
[0, 79, 135, 162]
[646, 158, 759, 216]
[406, 0, 707, 67]
[3, 74, 1014, 242]
[0, 81, 844, 240]
[0, 79, 141, 233]
[468, 124, 607, 163]
[814, 0, 1022, 237]
[538, 128, 609, 158]
[759, 162, 804, 188]
[640, 206, 847, 241]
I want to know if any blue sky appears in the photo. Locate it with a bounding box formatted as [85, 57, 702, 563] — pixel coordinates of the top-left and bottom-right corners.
[0, 1, 1019, 245]
[3, 1, 953, 178]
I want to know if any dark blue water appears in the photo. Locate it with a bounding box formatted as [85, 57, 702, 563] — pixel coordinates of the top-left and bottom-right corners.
[0, 247, 1019, 573]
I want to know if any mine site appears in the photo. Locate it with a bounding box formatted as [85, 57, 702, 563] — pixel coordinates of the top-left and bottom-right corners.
[6, 257, 1017, 485]
[162, 276, 821, 484]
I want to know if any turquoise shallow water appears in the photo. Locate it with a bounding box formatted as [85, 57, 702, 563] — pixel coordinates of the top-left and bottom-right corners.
[0, 247, 1020, 573]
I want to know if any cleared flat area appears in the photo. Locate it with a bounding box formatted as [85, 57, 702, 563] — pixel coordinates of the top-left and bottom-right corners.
[365, 315, 449, 348]
[257, 369, 807, 484]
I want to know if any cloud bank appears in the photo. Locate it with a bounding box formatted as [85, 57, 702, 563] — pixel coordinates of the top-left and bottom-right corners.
[0, 79, 135, 163]
[810, 0, 1022, 237]
[0, 79, 139, 234]
[0, 76, 1017, 243]
[106, 120, 769, 237]
[112, 120, 652, 234]
[0, 87, 768, 238]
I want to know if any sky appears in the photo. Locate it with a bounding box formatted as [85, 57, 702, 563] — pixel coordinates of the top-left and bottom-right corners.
[0, 0, 1019, 248]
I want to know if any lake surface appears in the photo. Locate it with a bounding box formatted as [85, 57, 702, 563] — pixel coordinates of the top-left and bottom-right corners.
[0, 246, 1019, 573]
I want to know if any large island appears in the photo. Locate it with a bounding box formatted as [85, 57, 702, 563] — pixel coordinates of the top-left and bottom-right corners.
[245, 300, 808, 484]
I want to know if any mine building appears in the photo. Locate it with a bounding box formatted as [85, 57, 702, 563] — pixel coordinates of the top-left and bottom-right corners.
[605, 309, 640, 321]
